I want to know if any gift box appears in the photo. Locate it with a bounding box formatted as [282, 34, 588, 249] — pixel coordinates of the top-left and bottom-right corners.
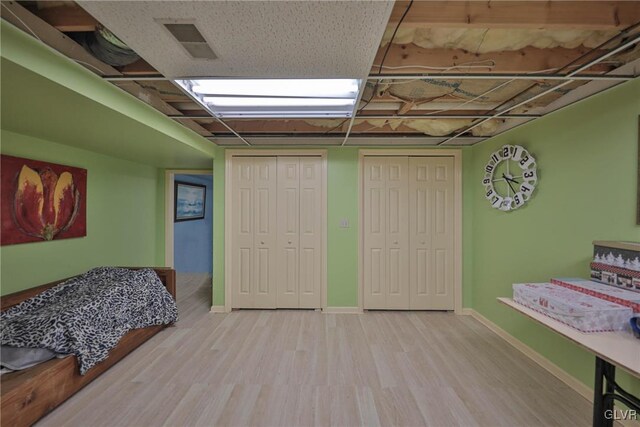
[591, 241, 640, 292]
[550, 278, 640, 313]
[513, 283, 632, 333]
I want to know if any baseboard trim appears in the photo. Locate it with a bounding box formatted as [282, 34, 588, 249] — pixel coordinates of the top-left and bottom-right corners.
[210, 305, 227, 313]
[322, 307, 362, 314]
[467, 308, 592, 400]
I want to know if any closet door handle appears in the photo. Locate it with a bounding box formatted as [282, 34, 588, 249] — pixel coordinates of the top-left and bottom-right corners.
[393, 240, 398, 245]
[421, 241, 426, 245]
[288, 240, 292, 244]
[261, 241, 265, 245]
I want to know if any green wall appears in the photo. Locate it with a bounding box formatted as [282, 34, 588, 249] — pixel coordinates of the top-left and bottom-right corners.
[469, 78, 640, 396]
[0, 130, 164, 295]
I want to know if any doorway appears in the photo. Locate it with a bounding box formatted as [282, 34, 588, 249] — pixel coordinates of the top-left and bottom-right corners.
[165, 170, 213, 305]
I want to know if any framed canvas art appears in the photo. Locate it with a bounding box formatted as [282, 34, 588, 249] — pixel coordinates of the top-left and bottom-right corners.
[175, 181, 206, 222]
[1, 155, 87, 246]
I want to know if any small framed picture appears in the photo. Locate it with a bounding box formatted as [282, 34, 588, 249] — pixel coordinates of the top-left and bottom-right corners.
[175, 181, 206, 222]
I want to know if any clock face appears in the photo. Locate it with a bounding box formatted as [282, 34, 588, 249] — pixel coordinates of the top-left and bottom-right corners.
[482, 144, 537, 211]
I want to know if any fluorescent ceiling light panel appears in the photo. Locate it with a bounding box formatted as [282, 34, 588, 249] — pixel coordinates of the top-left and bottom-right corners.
[192, 79, 358, 98]
[203, 97, 355, 107]
[175, 78, 360, 118]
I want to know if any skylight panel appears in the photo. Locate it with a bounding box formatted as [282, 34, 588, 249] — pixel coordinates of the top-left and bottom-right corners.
[175, 78, 360, 119]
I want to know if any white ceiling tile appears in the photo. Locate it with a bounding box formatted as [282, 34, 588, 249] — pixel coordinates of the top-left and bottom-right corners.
[78, 1, 394, 79]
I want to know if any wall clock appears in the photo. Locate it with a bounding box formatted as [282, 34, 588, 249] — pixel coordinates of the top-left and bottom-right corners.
[482, 145, 537, 211]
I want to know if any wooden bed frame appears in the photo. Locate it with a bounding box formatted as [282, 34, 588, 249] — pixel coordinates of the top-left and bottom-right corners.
[0, 267, 176, 427]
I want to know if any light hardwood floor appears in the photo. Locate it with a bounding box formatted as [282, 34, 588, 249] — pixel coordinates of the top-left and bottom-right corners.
[38, 273, 592, 427]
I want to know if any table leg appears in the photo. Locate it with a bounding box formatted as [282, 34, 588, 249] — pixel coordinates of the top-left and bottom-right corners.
[593, 356, 608, 427]
[593, 356, 640, 427]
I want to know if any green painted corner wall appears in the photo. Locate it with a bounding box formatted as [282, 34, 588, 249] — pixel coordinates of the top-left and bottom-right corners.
[211, 146, 473, 308]
[0, 130, 164, 295]
[468, 78, 640, 397]
[1, 20, 214, 160]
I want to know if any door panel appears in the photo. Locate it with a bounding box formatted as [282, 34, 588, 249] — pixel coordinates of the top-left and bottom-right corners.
[409, 157, 455, 310]
[363, 157, 387, 309]
[253, 157, 277, 308]
[276, 157, 300, 308]
[232, 158, 254, 308]
[298, 157, 323, 308]
[385, 157, 409, 309]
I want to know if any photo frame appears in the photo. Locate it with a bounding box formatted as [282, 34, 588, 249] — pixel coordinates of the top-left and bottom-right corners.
[174, 181, 206, 222]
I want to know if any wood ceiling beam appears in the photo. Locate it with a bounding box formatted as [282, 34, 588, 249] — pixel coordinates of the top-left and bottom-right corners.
[388, 1, 640, 29]
[118, 58, 161, 76]
[371, 44, 613, 74]
[200, 119, 483, 135]
[0, 1, 210, 137]
[34, 4, 99, 32]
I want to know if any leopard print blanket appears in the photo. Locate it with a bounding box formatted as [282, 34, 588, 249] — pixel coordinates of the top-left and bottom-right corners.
[1, 267, 178, 374]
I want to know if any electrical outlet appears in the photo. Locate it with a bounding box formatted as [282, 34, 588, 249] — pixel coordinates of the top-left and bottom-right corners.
[339, 219, 350, 228]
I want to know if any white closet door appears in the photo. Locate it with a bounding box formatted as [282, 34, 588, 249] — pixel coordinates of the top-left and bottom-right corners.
[252, 157, 277, 308]
[363, 156, 409, 309]
[363, 157, 387, 309]
[385, 157, 409, 309]
[231, 157, 255, 308]
[276, 157, 300, 308]
[409, 157, 455, 310]
[298, 157, 322, 308]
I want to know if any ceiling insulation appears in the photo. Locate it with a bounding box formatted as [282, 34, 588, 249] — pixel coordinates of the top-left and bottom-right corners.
[380, 27, 618, 54]
[304, 117, 503, 136]
[377, 79, 533, 105]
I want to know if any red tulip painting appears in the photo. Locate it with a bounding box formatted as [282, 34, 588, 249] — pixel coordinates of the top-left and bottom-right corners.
[1, 155, 87, 245]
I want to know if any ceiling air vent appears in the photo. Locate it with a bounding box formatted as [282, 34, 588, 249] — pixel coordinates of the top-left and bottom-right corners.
[162, 22, 217, 60]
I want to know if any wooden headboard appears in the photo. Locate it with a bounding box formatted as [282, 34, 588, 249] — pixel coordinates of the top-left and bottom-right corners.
[1, 267, 176, 312]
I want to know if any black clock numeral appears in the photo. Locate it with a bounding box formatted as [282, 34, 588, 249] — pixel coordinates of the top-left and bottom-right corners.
[512, 146, 523, 160]
[524, 170, 535, 179]
[482, 178, 491, 185]
[502, 147, 510, 158]
[491, 153, 500, 163]
[513, 193, 525, 207]
[486, 189, 495, 198]
[485, 164, 494, 173]
[519, 155, 529, 166]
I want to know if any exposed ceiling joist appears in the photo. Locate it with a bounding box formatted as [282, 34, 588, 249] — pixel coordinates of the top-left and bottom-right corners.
[388, 1, 640, 29]
[371, 45, 613, 74]
[34, 3, 98, 32]
[438, 31, 640, 145]
[168, 113, 541, 120]
[368, 73, 636, 81]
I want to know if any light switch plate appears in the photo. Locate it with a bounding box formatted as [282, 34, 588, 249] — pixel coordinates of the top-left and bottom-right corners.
[339, 219, 350, 228]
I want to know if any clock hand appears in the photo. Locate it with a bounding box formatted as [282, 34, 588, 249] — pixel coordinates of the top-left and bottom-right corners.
[506, 178, 517, 194]
[503, 174, 520, 185]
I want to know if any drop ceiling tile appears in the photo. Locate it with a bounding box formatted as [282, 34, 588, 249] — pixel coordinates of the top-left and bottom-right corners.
[79, 1, 394, 78]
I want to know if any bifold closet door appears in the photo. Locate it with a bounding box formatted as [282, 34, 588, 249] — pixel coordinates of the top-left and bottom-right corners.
[363, 156, 409, 309]
[231, 157, 277, 309]
[276, 157, 300, 308]
[276, 156, 322, 309]
[298, 157, 322, 308]
[409, 157, 455, 310]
